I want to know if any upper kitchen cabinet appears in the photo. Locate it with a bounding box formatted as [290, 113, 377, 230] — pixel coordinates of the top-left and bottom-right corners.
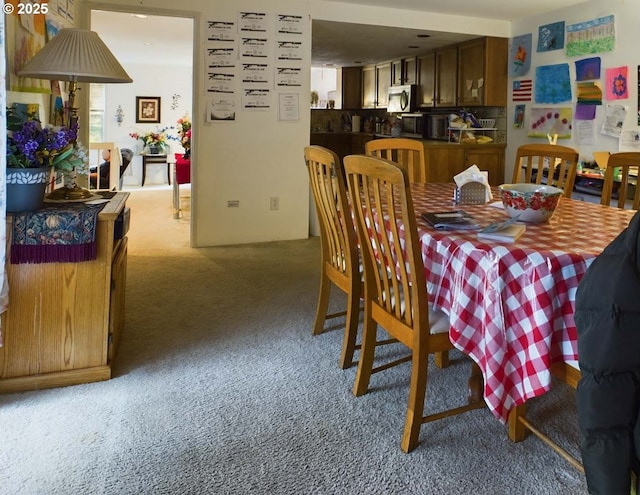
[362, 62, 391, 108]
[341, 66, 362, 109]
[417, 52, 435, 107]
[392, 57, 417, 86]
[362, 65, 376, 108]
[434, 45, 458, 107]
[457, 37, 508, 107]
[376, 62, 391, 107]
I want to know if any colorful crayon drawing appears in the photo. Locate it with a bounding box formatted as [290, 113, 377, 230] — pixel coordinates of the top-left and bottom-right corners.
[509, 33, 532, 76]
[535, 63, 572, 103]
[566, 15, 615, 56]
[528, 107, 573, 139]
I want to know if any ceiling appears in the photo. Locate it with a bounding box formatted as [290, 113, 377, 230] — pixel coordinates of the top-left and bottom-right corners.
[91, 0, 589, 68]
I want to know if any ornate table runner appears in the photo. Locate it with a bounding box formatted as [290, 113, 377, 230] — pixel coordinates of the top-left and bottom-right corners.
[11, 202, 108, 264]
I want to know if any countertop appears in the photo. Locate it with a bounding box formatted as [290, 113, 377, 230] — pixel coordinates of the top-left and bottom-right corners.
[311, 131, 506, 147]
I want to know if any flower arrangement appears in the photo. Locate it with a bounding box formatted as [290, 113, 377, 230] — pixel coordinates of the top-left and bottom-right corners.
[129, 126, 176, 153]
[176, 114, 191, 159]
[6, 108, 88, 174]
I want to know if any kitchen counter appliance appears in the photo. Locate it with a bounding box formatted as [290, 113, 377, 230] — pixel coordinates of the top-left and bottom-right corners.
[387, 84, 417, 113]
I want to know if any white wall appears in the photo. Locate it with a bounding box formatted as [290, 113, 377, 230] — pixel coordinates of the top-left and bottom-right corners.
[101, 62, 193, 187]
[507, 0, 640, 181]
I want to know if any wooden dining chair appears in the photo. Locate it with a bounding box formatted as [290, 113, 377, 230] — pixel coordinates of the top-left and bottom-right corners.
[511, 144, 579, 198]
[304, 146, 362, 369]
[343, 153, 484, 453]
[600, 152, 640, 209]
[365, 137, 427, 183]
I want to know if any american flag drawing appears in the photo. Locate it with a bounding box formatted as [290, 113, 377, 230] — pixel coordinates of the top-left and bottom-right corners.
[512, 79, 532, 101]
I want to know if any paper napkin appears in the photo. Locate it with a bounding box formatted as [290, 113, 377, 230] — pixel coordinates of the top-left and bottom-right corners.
[453, 164, 493, 202]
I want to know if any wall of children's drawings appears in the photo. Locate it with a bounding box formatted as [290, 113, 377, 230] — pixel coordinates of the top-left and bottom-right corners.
[507, 0, 640, 175]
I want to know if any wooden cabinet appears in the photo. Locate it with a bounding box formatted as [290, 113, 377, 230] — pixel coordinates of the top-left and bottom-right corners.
[457, 37, 508, 107]
[464, 145, 505, 185]
[435, 45, 458, 107]
[422, 143, 505, 184]
[362, 62, 391, 108]
[425, 146, 465, 183]
[310, 133, 352, 162]
[362, 66, 376, 108]
[417, 53, 436, 107]
[376, 62, 391, 108]
[0, 193, 130, 393]
[341, 66, 362, 110]
[351, 133, 374, 155]
[392, 57, 417, 86]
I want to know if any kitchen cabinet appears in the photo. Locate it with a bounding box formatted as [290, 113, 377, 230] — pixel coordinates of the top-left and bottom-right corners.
[417, 52, 436, 107]
[392, 57, 417, 86]
[362, 66, 376, 108]
[464, 145, 505, 185]
[421, 143, 505, 184]
[310, 132, 352, 162]
[457, 37, 508, 107]
[0, 193, 130, 393]
[341, 66, 362, 110]
[376, 62, 391, 108]
[351, 133, 375, 154]
[434, 45, 458, 107]
[425, 146, 465, 183]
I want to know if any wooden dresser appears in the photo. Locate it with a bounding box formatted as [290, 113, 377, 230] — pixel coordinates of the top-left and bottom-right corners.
[0, 192, 130, 393]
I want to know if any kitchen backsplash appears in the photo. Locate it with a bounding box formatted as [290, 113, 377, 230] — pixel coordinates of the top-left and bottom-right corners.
[311, 107, 507, 143]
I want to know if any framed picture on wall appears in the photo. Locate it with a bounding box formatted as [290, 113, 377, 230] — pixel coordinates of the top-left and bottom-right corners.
[136, 96, 161, 123]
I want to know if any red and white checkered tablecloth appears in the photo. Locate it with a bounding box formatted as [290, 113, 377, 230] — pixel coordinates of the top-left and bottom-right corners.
[408, 182, 635, 422]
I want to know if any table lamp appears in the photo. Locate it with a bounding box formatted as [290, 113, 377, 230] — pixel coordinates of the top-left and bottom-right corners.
[18, 28, 132, 200]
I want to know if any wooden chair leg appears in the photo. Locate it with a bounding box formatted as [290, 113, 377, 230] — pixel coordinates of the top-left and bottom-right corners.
[339, 286, 360, 369]
[312, 271, 331, 336]
[434, 351, 449, 368]
[467, 361, 484, 405]
[402, 349, 428, 453]
[353, 309, 376, 397]
[508, 403, 527, 442]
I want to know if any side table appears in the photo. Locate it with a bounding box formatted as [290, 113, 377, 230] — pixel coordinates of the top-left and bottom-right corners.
[142, 154, 170, 186]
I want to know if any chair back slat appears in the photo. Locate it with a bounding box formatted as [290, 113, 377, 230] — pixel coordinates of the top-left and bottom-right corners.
[365, 138, 427, 183]
[305, 146, 358, 279]
[344, 154, 427, 341]
[600, 152, 640, 210]
[512, 143, 579, 197]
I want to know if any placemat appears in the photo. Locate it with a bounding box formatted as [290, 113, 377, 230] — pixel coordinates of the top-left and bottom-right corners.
[11, 202, 108, 264]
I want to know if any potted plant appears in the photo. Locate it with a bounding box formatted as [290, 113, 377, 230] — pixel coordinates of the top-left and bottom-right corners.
[6, 109, 88, 212]
[129, 126, 175, 155]
[176, 114, 191, 159]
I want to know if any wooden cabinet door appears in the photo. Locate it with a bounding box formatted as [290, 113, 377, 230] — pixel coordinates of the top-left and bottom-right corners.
[464, 146, 505, 185]
[424, 147, 465, 183]
[376, 62, 391, 108]
[108, 237, 128, 363]
[341, 66, 362, 110]
[417, 53, 435, 107]
[457, 39, 485, 106]
[435, 46, 458, 107]
[362, 66, 376, 108]
[392, 59, 403, 86]
[483, 37, 508, 106]
[404, 57, 417, 84]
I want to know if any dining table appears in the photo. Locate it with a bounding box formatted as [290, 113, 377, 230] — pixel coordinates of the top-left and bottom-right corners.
[406, 182, 636, 424]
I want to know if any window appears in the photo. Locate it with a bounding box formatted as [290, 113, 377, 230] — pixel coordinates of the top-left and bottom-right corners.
[89, 83, 105, 142]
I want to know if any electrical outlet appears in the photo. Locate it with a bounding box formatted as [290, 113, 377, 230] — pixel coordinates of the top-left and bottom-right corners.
[227, 200, 239, 207]
[270, 197, 279, 210]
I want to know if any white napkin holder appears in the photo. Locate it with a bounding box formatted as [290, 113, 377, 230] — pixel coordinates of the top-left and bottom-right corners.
[453, 165, 492, 204]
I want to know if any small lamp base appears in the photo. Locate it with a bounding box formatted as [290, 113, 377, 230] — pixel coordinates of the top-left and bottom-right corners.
[47, 185, 93, 201]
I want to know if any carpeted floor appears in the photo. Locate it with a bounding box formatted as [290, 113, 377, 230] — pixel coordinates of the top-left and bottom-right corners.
[0, 187, 588, 494]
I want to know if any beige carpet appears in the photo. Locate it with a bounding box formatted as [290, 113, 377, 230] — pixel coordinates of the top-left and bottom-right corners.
[0, 187, 588, 494]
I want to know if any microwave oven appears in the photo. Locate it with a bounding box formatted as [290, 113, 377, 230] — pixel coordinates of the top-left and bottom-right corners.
[387, 84, 417, 113]
[399, 113, 427, 138]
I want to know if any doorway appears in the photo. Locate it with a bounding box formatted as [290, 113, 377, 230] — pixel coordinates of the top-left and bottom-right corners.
[89, 9, 194, 234]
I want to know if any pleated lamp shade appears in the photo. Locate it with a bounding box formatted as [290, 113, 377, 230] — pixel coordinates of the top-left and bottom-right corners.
[18, 28, 132, 83]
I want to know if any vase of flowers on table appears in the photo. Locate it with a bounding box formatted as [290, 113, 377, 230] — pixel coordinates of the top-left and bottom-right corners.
[6, 108, 89, 211]
[176, 114, 191, 159]
[129, 126, 175, 155]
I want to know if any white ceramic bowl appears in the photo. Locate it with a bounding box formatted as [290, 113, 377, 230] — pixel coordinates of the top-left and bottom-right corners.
[499, 183, 563, 223]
